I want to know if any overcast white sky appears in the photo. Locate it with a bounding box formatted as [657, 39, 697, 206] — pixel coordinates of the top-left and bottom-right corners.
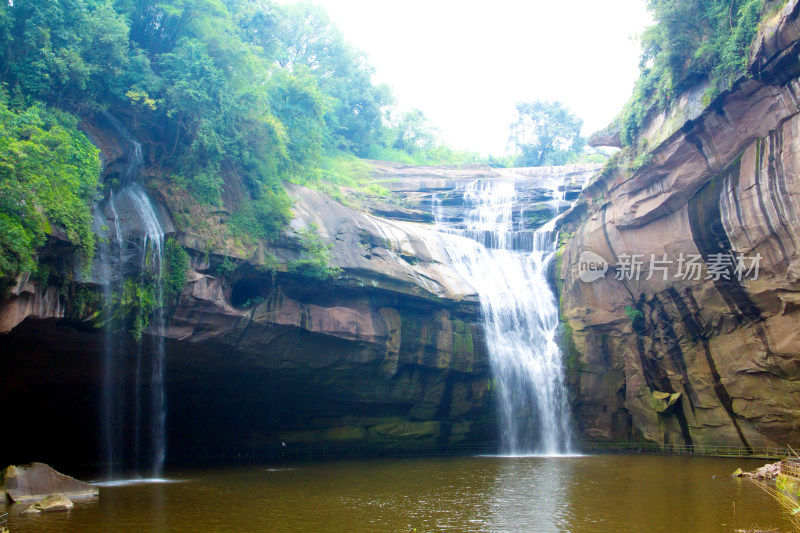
[276, 0, 652, 155]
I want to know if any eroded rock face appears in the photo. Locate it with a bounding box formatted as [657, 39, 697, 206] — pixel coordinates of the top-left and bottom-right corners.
[559, 0, 800, 448]
[160, 183, 494, 452]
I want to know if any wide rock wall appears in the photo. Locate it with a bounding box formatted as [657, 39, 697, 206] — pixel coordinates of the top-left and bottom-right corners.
[0, 131, 599, 466]
[559, 0, 800, 448]
[163, 182, 495, 453]
[0, 118, 511, 468]
[0, 187, 495, 466]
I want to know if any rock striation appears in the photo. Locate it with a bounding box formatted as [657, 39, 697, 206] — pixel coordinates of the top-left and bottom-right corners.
[558, 0, 800, 448]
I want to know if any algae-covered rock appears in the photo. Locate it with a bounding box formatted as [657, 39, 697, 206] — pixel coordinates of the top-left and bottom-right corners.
[648, 391, 682, 414]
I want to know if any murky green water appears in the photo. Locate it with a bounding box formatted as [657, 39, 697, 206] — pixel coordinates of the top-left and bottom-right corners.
[2, 455, 791, 532]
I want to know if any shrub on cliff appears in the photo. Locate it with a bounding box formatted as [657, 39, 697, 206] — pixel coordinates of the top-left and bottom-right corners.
[0, 93, 100, 288]
[619, 0, 768, 146]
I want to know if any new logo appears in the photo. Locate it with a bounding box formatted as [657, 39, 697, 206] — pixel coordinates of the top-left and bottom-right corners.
[578, 251, 608, 283]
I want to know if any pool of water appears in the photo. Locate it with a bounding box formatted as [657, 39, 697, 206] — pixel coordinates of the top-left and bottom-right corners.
[2, 455, 790, 532]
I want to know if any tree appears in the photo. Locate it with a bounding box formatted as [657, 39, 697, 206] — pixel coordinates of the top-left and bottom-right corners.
[0, 0, 132, 111]
[229, 0, 393, 156]
[389, 108, 438, 155]
[508, 100, 584, 167]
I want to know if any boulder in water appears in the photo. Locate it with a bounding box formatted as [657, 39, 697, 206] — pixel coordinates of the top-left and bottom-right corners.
[21, 493, 74, 514]
[732, 462, 781, 480]
[1, 463, 98, 503]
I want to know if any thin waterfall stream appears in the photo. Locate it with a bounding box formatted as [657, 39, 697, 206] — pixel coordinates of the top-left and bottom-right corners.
[94, 113, 168, 479]
[434, 176, 574, 455]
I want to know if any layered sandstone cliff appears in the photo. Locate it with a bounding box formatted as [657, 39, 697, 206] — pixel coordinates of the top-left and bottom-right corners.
[559, 0, 800, 448]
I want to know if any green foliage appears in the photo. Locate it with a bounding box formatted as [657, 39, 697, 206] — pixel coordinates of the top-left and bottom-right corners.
[123, 0, 393, 233]
[234, 0, 394, 156]
[619, 0, 766, 146]
[508, 100, 585, 167]
[0, 0, 513, 279]
[484, 154, 518, 168]
[624, 305, 645, 326]
[0, 95, 100, 285]
[0, 0, 133, 111]
[121, 277, 157, 341]
[153, 34, 289, 207]
[319, 151, 373, 188]
[630, 151, 654, 171]
[116, 238, 188, 340]
[73, 285, 101, 318]
[388, 108, 437, 155]
[288, 223, 341, 280]
[267, 67, 333, 180]
[365, 108, 485, 166]
[229, 189, 293, 245]
[566, 151, 609, 165]
[164, 237, 189, 297]
[216, 255, 238, 277]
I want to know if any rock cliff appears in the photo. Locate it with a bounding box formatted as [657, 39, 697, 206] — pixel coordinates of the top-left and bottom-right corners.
[0, 108, 596, 466]
[559, 0, 800, 448]
[0, 180, 490, 464]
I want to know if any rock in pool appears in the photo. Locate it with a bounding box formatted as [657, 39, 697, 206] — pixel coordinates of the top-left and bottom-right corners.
[21, 493, 74, 514]
[1, 462, 98, 503]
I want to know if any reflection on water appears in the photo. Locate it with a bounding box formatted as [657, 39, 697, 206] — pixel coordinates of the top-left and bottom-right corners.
[91, 479, 180, 488]
[1, 455, 790, 533]
[485, 458, 574, 532]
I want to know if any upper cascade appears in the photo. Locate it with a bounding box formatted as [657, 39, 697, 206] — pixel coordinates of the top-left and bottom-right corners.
[366, 161, 600, 236]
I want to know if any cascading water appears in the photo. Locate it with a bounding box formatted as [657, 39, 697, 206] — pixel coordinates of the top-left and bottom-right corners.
[434, 177, 573, 455]
[95, 113, 167, 479]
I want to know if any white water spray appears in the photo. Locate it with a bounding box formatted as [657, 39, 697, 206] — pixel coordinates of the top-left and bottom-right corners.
[434, 177, 573, 455]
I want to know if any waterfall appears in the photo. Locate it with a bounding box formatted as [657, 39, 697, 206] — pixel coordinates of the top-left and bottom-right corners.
[434, 177, 573, 455]
[121, 183, 167, 478]
[94, 200, 122, 479]
[96, 113, 168, 479]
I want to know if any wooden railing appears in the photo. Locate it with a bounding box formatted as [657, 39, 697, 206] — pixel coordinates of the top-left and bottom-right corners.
[781, 457, 800, 479]
[0, 512, 8, 532]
